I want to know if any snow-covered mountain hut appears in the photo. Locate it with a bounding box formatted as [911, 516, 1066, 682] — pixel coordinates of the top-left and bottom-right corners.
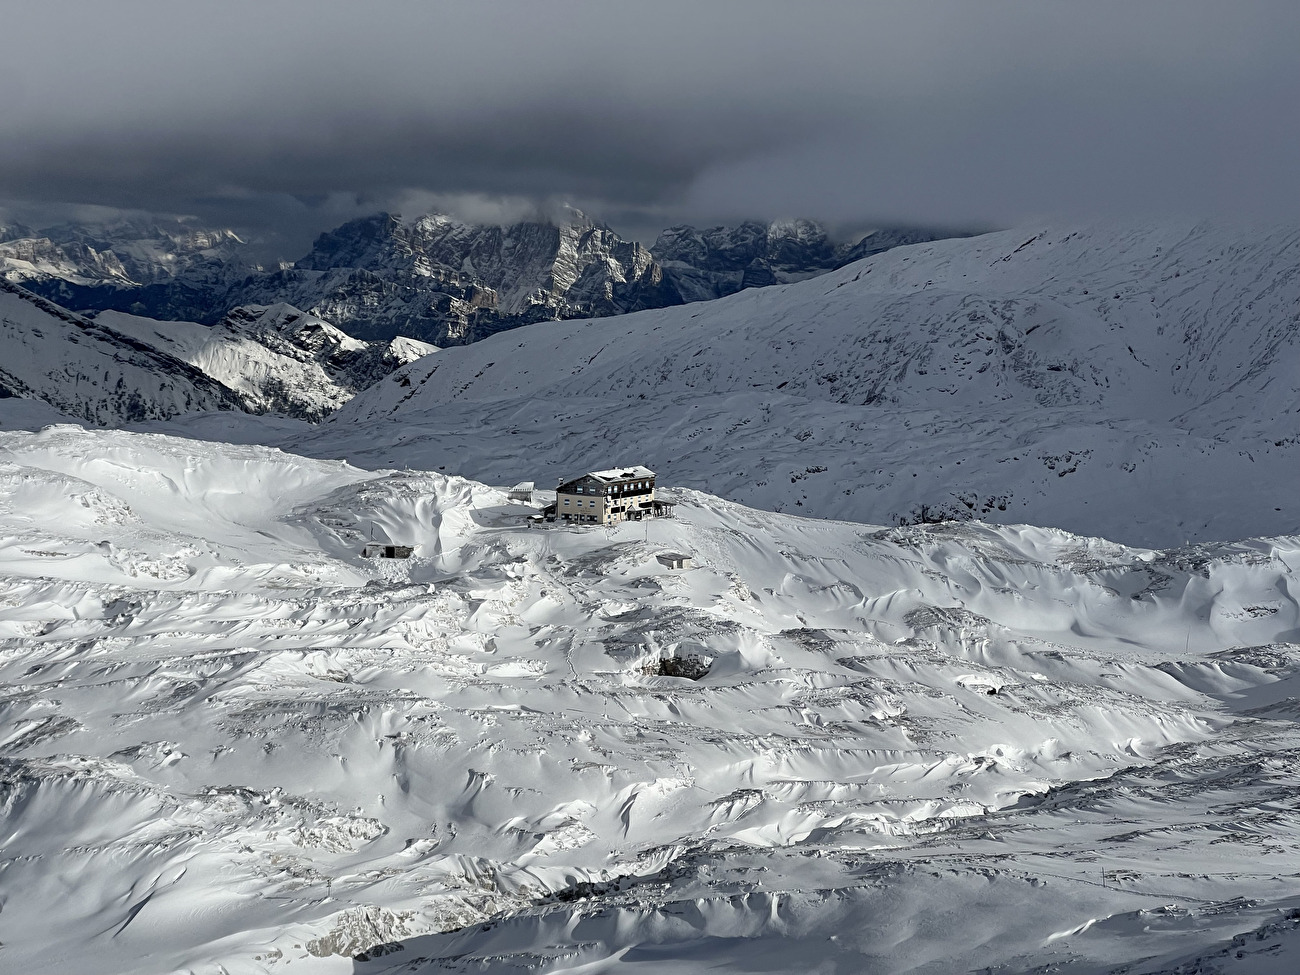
[555, 466, 656, 525]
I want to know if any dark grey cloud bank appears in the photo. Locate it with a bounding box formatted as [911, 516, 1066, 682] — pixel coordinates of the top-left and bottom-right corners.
[2, 1, 1298, 255]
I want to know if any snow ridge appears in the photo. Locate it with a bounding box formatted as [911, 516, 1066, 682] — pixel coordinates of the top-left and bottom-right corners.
[98, 303, 437, 422]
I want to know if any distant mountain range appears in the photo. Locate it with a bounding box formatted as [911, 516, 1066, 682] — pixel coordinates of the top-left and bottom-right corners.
[0, 211, 962, 344]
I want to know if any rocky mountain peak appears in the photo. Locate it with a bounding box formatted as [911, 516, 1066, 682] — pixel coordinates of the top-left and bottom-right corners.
[296, 213, 409, 271]
[652, 218, 836, 272]
[221, 302, 367, 357]
[0, 278, 243, 423]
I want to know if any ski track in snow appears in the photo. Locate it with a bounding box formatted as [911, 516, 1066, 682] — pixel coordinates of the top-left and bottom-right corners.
[0, 426, 1298, 973]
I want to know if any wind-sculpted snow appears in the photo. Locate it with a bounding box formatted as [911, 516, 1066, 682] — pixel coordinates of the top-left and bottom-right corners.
[314, 223, 1300, 547]
[0, 428, 1298, 972]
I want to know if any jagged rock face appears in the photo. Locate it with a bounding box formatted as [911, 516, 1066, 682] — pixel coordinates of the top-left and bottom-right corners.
[654, 219, 836, 272]
[279, 211, 684, 343]
[54, 211, 678, 346]
[38, 219, 247, 285]
[0, 219, 247, 290]
[0, 249, 439, 423]
[0, 222, 37, 243]
[0, 280, 243, 425]
[0, 219, 259, 330]
[0, 236, 134, 286]
[295, 213, 408, 272]
[226, 304, 439, 401]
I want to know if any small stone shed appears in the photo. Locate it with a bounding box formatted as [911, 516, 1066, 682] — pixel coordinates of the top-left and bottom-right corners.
[656, 552, 693, 570]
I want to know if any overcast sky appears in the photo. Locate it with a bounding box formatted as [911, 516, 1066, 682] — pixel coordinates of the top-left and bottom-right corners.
[2, 1, 1298, 255]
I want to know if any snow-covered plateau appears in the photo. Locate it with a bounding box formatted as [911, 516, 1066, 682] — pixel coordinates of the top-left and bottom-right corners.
[0, 426, 1298, 974]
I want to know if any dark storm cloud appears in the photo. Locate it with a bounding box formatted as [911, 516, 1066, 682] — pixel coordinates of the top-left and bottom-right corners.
[2, 1, 1298, 252]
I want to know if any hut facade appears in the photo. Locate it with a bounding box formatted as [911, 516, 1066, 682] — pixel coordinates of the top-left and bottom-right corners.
[555, 466, 657, 525]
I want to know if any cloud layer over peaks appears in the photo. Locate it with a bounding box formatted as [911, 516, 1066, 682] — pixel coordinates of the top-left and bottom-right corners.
[3, 1, 1298, 250]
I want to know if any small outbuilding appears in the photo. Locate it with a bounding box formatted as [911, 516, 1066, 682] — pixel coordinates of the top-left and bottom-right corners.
[652, 498, 677, 519]
[362, 543, 414, 559]
[508, 481, 535, 503]
[656, 552, 693, 570]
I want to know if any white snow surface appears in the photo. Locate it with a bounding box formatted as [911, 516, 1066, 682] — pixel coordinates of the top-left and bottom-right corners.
[297, 222, 1299, 548]
[2, 425, 1299, 973]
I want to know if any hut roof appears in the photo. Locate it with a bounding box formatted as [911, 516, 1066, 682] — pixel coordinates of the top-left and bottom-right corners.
[584, 466, 656, 483]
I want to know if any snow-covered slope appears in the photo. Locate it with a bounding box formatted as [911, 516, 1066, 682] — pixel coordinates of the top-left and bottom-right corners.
[312, 223, 1299, 547]
[98, 304, 437, 421]
[0, 280, 243, 424]
[1, 426, 1298, 973]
